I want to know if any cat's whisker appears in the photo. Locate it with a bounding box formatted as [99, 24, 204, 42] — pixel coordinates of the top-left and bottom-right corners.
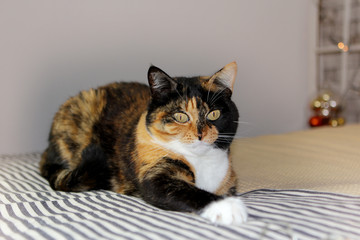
[216, 137, 232, 140]
[216, 141, 232, 144]
[206, 81, 215, 102]
[233, 121, 251, 124]
[217, 133, 235, 136]
[216, 137, 233, 141]
[217, 132, 238, 136]
[209, 91, 221, 105]
[217, 136, 235, 139]
[209, 88, 226, 105]
[174, 88, 185, 102]
[219, 132, 250, 139]
[233, 121, 255, 133]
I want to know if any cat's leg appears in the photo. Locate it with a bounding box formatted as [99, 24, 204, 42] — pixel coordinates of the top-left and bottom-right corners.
[138, 158, 247, 225]
[40, 143, 111, 191]
[40, 145, 70, 190]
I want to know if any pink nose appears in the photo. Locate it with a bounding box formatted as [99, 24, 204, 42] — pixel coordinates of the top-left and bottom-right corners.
[198, 133, 202, 140]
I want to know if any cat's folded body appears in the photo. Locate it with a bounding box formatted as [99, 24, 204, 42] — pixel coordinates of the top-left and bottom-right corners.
[40, 62, 247, 225]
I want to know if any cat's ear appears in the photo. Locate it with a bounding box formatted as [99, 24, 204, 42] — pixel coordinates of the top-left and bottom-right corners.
[148, 66, 177, 98]
[206, 61, 237, 94]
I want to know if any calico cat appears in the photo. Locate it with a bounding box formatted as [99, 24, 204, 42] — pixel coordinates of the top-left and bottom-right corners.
[40, 62, 247, 225]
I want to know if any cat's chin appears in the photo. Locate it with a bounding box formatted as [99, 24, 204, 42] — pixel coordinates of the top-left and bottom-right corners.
[187, 141, 213, 154]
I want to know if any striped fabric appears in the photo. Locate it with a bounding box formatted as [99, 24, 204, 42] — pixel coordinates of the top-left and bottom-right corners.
[0, 153, 359, 240]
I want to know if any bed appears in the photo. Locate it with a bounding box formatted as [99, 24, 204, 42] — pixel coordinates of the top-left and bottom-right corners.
[1, 125, 360, 240]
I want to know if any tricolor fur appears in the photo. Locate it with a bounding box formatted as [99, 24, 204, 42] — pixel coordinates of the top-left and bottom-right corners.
[40, 62, 247, 225]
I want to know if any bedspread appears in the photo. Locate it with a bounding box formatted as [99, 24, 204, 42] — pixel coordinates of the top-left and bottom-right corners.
[1, 153, 359, 240]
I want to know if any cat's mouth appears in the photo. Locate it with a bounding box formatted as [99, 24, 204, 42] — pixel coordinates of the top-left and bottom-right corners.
[187, 141, 213, 154]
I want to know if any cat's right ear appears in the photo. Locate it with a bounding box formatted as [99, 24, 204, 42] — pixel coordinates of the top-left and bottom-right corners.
[148, 66, 177, 98]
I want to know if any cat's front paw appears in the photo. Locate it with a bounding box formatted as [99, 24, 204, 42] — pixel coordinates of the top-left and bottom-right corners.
[200, 197, 248, 225]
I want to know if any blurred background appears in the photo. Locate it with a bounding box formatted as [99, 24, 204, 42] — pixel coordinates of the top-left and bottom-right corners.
[1, 0, 358, 154]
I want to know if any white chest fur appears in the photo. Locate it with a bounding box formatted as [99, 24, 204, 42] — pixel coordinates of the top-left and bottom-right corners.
[157, 140, 229, 193]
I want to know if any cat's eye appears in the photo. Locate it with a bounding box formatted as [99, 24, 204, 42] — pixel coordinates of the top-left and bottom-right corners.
[207, 110, 221, 121]
[173, 113, 189, 123]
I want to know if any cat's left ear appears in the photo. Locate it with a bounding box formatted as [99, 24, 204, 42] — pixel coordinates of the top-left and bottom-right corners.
[148, 66, 177, 99]
[206, 61, 237, 95]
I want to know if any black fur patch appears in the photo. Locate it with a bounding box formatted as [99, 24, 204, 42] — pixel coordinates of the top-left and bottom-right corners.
[141, 171, 221, 212]
[163, 157, 195, 181]
[72, 143, 112, 190]
[139, 156, 222, 212]
[64, 137, 80, 153]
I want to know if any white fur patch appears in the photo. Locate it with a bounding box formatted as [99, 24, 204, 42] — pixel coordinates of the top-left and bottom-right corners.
[155, 139, 229, 193]
[200, 197, 248, 225]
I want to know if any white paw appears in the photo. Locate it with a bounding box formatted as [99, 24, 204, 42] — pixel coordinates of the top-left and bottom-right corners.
[200, 197, 248, 225]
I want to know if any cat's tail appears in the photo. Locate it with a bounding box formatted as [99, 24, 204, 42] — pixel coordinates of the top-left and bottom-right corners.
[40, 143, 111, 191]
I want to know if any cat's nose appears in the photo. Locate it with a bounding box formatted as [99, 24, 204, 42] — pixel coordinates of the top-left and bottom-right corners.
[197, 133, 202, 141]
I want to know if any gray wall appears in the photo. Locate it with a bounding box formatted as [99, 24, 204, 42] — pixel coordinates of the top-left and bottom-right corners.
[0, 0, 315, 154]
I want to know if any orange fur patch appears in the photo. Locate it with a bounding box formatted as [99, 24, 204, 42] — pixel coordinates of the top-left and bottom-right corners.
[51, 88, 107, 166]
[135, 113, 195, 184]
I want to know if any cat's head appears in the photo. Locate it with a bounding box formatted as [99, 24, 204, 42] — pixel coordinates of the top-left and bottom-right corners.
[146, 62, 239, 150]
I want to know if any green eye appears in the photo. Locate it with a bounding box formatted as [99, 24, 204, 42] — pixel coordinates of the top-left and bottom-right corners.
[207, 110, 221, 121]
[173, 113, 189, 123]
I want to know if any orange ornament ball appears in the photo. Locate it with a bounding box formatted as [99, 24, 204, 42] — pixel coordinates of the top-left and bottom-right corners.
[309, 116, 326, 127]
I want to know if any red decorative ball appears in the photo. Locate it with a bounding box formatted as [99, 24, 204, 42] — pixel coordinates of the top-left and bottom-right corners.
[309, 116, 327, 127]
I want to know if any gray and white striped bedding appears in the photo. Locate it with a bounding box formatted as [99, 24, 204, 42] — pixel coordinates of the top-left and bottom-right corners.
[1, 153, 359, 240]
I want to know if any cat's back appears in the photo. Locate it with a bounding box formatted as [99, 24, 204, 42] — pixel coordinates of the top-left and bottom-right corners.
[48, 82, 150, 159]
[52, 82, 150, 128]
[100, 82, 150, 112]
[98, 82, 151, 138]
